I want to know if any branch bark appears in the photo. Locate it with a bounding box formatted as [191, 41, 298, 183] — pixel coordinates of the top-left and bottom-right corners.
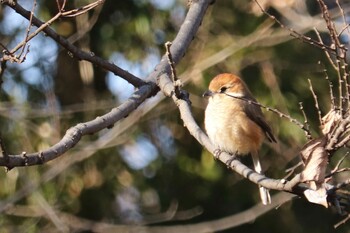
[3, 1, 146, 87]
[0, 84, 156, 168]
[0, 0, 214, 169]
[0, 0, 308, 200]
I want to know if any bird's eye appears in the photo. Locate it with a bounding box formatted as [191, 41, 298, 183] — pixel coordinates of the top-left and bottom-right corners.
[220, 86, 227, 93]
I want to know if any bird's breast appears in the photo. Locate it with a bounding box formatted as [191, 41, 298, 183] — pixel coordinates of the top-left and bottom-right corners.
[205, 98, 264, 155]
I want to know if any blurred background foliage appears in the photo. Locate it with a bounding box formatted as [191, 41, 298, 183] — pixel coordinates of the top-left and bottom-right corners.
[0, 0, 349, 232]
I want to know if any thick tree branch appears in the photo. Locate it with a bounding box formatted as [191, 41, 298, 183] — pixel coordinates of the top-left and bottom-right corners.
[148, 0, 213, 92]
[3, 1, 146, 87]
[153, 1, 306, 195]
[0, 84, 157, 168]
[1, 0, 339, 208]
[168, 87, 305, 193]
[153, 0, 345, 202]
[0, 0, 214, 169]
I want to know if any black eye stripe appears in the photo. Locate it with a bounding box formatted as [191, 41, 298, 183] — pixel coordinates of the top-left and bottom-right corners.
[220, 86, 227, 93]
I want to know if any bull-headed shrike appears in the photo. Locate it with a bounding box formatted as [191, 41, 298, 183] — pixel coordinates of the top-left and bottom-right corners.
[203, 73, 276, 205]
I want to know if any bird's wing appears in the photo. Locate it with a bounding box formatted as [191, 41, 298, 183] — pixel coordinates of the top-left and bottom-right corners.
[243, 97, 277, 143]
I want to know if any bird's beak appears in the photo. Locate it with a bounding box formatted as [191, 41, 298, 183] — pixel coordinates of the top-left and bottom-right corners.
[202, 90, 213, 98]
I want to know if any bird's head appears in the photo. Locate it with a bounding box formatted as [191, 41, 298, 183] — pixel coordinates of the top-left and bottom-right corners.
[203, 73, 249, 99]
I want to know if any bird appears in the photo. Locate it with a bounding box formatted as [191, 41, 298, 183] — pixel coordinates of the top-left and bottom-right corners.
[203, 73, 276, 205]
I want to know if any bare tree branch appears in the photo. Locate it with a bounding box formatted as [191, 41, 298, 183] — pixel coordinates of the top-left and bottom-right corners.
[3, 0, 350, 226]
[153, 0, 350, 212]
[3, 0, 146, 87]
[0, 0, 214, 170]
[0, 84, 157, 169]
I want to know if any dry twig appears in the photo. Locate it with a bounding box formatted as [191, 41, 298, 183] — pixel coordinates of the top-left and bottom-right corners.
[308, 79, 323, 126]
[224, 93, 313, 139]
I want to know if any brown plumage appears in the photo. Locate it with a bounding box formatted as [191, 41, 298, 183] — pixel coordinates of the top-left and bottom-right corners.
[203, 73, 276, 205]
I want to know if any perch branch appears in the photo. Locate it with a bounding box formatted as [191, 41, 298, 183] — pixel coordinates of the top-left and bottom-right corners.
[158, 40, 312, 198]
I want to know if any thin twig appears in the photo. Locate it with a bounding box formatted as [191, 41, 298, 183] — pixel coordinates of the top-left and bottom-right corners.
[326, 152, 350, 179]
[0, 0, 213, 168]
[56, 0, 67, 12]
[0, 134, 9, 170]
[343, 63, 350, 108]
[326, 116, 350, 151]
[327, 168, 350, 179]
[299, 102, 311, 139]
[334, 214, 350, 228]
[334, 178, 350, 190]
[337, 59, 345, 115]
[9, 12, 61, 55]
[314, 28, 337, 70]
[61, 0, 104, 18]
[308, 79, 323, 126]
[0, 52, 7, 84]
[10, 1, 104, 55]
[323, 67, 336, 110]
[317, 0, 349, 115]
[336, 0, 350, 39]
[317, 0, 343, 53]
[333, 152, 350, 172]
[0, 84, 156, 167]
[17, 0, 36, 61]
[336, 132, 350, 148]
[224, 93, 312, 139]
[7, 1, 145, 87]
[284, 161, 303, 180]
[254, 0, 336, 55]
[338, 24, 350, 37]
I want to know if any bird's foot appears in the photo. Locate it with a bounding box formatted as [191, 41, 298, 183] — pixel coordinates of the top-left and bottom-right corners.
[213, 149, 222, 160]
[225, 152, 238, 168]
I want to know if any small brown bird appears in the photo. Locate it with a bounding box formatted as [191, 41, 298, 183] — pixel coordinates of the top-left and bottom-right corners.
[203, 73, 276, 205]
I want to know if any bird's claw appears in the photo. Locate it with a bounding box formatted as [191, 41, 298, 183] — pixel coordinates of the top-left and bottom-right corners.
[213, 149, 222, 160]
[225, 152, 238, 168]
[213, 149, 238, 168]
[225, 156, 238, 168]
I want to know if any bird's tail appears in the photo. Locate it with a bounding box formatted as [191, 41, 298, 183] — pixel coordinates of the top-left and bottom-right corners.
[251, 151, 271, 205]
